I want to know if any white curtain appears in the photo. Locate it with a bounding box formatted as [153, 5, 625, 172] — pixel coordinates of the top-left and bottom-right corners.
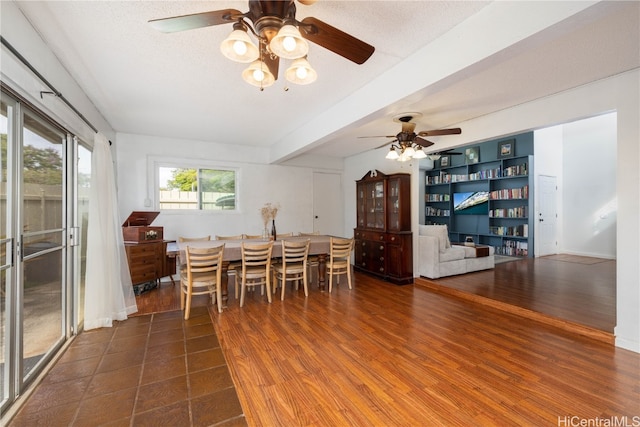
[84, 133, 137, 330]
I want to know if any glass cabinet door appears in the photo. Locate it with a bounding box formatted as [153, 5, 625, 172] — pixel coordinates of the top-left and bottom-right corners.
[373, 181, 385, 229]
[387, 178, 400, 231]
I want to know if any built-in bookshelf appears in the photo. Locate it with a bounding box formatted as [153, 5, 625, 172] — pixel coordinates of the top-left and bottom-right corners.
[424, 135, 534, 257]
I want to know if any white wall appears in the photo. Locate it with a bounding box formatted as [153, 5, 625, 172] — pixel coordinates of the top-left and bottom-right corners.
[561, 113, 617, 258]
[0, 1, 114, 144]
[115, 133, 342, 241]
[344, 70, 640, 352]
[534, 113, 617, 259]
[534, 125, 564, 255]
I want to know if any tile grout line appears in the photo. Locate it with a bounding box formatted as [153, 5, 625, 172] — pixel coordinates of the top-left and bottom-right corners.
[68, 326, 118, 426]
[128, 314, 154, 426]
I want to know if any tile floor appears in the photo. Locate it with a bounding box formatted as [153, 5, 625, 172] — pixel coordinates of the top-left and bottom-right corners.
[9, 306, 246, 426]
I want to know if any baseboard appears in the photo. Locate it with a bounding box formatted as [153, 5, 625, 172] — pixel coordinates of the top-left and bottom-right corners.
[414, 277, 615, 345]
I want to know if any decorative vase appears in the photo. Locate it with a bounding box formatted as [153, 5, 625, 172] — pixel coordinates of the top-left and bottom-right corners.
[262, 227, 269, 239]
[271, 219, 277, 240]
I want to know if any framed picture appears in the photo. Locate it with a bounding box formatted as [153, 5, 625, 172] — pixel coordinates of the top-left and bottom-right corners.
[465, 146, 480, 164]
[498, 139, 515, 158]
[439, 155, 449, 167]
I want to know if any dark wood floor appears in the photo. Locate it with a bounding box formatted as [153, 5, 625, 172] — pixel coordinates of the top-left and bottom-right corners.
[126, 257, 636, 426]
[131, 258, 640, 426]
[421, 254, 616, 334]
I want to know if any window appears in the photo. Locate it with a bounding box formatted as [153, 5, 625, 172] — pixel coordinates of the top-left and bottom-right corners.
[158, 166, 237, 210]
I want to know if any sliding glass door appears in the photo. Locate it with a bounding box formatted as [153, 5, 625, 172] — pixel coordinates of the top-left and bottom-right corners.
[1, 88, 89, 415]
[20, 109, 66, 381]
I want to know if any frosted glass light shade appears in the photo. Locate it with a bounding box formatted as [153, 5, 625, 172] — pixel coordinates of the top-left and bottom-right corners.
[385, 148, 399, 160]
[270, 25, 308, 59]
[221, 29, 259, 63]
[285, 58, 317, 85]
[242, 60, 275, 88]
[412, 146, 427, 159]
[404, 145, 416, 157]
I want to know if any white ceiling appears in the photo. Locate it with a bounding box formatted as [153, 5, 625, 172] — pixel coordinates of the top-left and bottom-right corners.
[14, 1, 640, 162]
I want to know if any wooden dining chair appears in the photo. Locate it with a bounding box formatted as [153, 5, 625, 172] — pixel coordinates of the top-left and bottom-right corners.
[328, 237, 354, 293]
[272, 239, 310, 300]
[276, 232, 294, 238]
[181, 244, 224, 319]
[298, 231, 320, 284]
[215, 235, 244, 297]
[215, 234, 244, 240]
[179, 236, 211, 242]
[243, 234, 263, 239]
[176, 236, 211, 281]
[238, 241, 274, 307]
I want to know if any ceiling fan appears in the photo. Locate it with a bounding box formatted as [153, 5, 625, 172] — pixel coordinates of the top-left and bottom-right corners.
[360, 113, 462, 161]
[148, 0, 375, 88]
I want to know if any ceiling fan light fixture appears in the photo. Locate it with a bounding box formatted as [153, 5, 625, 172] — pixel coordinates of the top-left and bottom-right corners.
[403, 145, 416, 157]
[220, 27, 259, 63]
[285, 57, 317, 85]
[397, 150, 411, 162]
[270, 24, 309, 59]
[242, 60, 275, 87]
[427, 154, 441, 161]
[412, 146, 427, 159]
[385, 147, 399, 160]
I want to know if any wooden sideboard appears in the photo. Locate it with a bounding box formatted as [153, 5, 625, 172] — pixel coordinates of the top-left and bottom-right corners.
[354, 170, 413, 285]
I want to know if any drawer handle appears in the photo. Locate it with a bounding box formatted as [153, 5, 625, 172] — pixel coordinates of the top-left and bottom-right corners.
[379, 245, 384, 250]
[379, 257, 384, 261]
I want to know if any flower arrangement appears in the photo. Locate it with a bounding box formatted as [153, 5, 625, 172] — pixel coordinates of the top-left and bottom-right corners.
[260, 202, 279, 226]
[260, 202, 280, 239]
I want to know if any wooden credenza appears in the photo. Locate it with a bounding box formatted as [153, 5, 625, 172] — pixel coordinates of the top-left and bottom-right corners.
[125, 240, 176, 294]
[354, 170, 413, 285]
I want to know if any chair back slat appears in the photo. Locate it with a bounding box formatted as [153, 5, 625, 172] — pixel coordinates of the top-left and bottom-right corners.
[241, 241, 274, 267]
[281, 239, 310, 265]
[186, 245, 224, 274]
[179, 235, 211, 242]
[216, 234, 244, 240]
[330, 237, 354, 259]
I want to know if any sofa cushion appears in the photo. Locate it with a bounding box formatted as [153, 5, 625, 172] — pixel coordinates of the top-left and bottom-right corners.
[439, 246, 466, 262]
[419, 225, 451, 252]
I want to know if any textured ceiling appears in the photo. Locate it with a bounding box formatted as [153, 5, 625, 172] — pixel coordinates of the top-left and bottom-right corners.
[13, 1, 640, 162]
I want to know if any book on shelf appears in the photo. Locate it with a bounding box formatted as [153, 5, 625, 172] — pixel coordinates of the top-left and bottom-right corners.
[489, 224, 528, 237]
[489, 206, 528, 218]
[426, 206, 450, 217]
[497, 240, 528, 256]
[502, 163, 527, 177]
[489, 185, 529, 200]
[425, 193, 450, 202]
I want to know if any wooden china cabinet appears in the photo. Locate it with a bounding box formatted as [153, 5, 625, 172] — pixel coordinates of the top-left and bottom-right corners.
[354, 170, 413, 285]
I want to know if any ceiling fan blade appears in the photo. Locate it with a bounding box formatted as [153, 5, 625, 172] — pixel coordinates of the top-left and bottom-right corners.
[148, 9, 243, 33]
[299, 17, 375, 64]
[417, 128, 462, 137]
[413, 137, 435, 148]
[358, 135, 396, 139]
[376, 139, 397, 149]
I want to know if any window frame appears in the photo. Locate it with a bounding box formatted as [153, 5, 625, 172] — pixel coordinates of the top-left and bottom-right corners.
[150, 157, 240, 214]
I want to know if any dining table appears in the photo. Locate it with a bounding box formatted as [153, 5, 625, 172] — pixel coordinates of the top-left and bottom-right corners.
[166, 235, 334, 306]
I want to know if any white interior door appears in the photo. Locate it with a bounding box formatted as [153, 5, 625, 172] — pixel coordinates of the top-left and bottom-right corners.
[537, 175, 558, 256]
[313, 172, 343, 236]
